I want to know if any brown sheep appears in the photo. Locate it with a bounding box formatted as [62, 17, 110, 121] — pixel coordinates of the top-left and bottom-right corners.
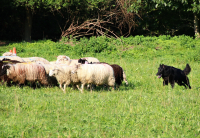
[5, 63, 48, 88]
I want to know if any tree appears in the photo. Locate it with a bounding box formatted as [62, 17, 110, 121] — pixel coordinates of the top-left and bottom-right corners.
[147, 0, 200, 38]
[12, 0, 74, 41]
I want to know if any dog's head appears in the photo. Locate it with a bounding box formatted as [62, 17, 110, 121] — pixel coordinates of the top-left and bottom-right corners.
[156, 64, 165, 78]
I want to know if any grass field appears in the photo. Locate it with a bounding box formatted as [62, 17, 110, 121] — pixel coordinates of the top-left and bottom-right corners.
[0, 36, 200, 137]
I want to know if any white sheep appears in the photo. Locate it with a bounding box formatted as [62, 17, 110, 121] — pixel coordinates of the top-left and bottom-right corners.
[71, 64, 115, 93]
[49, 61, 57, 64]
[49, 65, 73, 93]
[2, 52, 15, 56]
[22, 57, 50, 64]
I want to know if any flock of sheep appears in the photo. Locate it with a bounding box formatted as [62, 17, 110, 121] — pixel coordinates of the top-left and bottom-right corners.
[0, 52, 128, 93]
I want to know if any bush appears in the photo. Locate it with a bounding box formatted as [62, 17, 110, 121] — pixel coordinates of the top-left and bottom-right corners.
[73, 36, 116, 55]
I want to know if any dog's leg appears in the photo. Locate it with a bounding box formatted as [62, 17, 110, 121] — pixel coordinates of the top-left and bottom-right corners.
[165, 80, 168, 85]
[163, 77, 169, 86]
[179, 82, 188, 89]
[163, 81, 165, 86]
[184, 77, 191, 89]
[170, 80, 175, 89]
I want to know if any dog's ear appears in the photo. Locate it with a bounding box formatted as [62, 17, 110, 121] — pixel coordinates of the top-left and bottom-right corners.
[162, 64, 165, 68]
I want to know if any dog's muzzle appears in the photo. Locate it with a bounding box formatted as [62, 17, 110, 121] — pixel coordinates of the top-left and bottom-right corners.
[157, 74, 162, 78]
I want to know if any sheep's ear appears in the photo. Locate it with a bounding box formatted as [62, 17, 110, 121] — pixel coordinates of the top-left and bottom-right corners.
[66, 56, 70, 61]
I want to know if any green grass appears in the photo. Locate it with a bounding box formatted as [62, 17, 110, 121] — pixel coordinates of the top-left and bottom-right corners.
[0, 36, 200, 137]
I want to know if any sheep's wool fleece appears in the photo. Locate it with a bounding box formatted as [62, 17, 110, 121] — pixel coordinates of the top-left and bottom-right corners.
[22, 57, 50, 64]
[2, 52, 15, 56]
[76, 64, 115, 86]
[7, 63, 48, 85]
[49, 65, 72, 86]
[56, 55, 78, 66]
[0, 56, 25, 62]
[82, 57, 100, 63]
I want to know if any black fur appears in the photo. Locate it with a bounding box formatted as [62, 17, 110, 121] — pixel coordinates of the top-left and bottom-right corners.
[78, 58, 88, 64]
[156, 64, 191, 89]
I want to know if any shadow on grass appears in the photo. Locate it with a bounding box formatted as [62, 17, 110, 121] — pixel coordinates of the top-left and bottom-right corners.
[78, 82, 136, 93]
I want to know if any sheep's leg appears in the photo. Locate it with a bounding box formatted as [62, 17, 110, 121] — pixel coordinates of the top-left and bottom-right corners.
[63, 84, 66, 93]
[112, 86, 115, 91]
[87, 84, 90, 90]
[81, 83, 85, 93]
[59, 84, 64, 91]
[123, 70, 128, 85]
[89, 84, 93, 93]
[31, 82, 36, 90]
[72, 84, 76, 90]
[76, 84, 81, 90]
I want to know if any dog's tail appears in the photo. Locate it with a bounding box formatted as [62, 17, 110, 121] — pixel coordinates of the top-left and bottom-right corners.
[183, 64, 191, 75]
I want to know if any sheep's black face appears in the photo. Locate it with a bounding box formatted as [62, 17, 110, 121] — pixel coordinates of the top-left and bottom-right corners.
[78, 59, 82, 63]
[78, 58, 87, 64]
[156, 64, 164, 79]
[1, 65, 10, 76]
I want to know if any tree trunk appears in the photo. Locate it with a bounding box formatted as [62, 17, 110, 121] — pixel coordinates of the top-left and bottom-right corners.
[194, 13, 200, 39]
[24, 7, 32, 42]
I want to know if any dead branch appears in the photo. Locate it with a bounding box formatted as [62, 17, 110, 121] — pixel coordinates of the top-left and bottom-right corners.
[60, 19, 119, 40]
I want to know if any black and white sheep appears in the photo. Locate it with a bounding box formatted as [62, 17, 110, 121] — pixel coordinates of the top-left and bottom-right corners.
[56, 55, 100, 65]
[78, 57, 100, 63]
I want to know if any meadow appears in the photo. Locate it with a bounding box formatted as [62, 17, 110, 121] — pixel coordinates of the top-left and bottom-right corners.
[0, 35, 200, 137]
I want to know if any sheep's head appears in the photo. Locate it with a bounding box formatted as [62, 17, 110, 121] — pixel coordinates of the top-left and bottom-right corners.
[55, 55, 71, 64]
[78, 58, 88, 64]
[4, 64, 12, 76]
[49, 68, 59, 76]
[65, 56, 70, 61]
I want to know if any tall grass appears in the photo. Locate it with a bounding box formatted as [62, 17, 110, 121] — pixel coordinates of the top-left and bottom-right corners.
[0, 35, 200, 137]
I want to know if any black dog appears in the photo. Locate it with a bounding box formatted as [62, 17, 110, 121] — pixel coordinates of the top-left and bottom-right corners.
[156, 64, 191, 89]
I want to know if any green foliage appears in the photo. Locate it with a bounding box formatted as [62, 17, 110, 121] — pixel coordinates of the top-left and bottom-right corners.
[150, 0, 200, 13]
[73, 36, 117, 55]
[11, 0, 111, 10]
[2, 35, 200, 62]
[12, 0, 72, 9]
